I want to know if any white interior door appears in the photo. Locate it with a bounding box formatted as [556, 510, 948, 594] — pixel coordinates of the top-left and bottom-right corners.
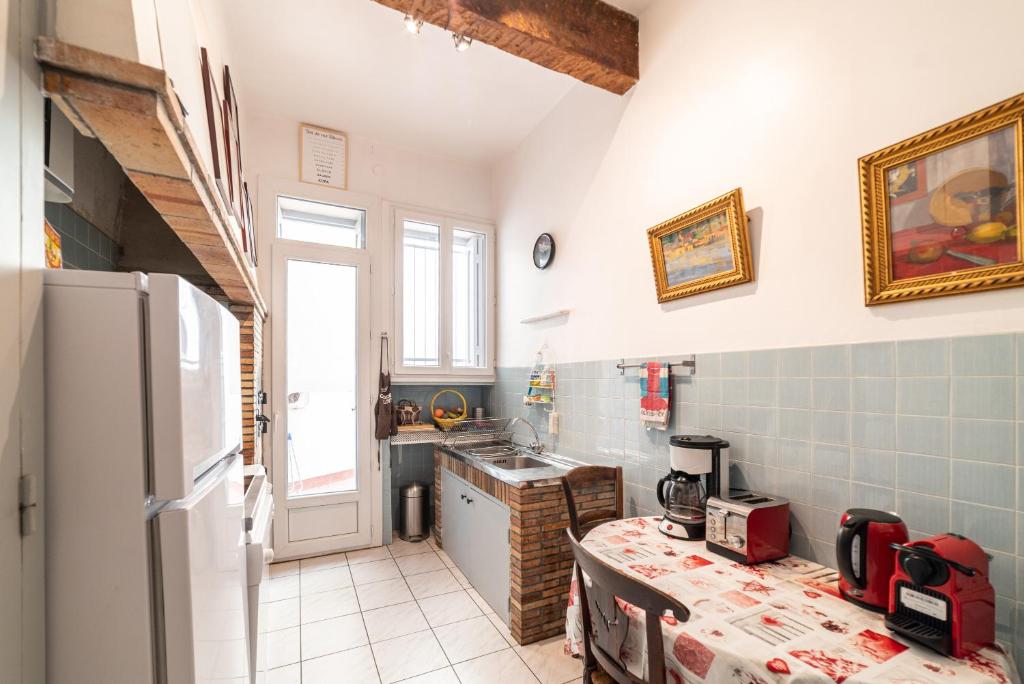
[2, 0, 45, 679]
[271, 239, 374, 558]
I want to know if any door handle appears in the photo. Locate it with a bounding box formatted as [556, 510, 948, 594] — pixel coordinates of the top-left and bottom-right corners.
[460, 494, 466, 500]
[465, 497, 473, 504]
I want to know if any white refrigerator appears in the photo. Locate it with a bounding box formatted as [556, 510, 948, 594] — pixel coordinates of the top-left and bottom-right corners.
[44, 270, 250, 683]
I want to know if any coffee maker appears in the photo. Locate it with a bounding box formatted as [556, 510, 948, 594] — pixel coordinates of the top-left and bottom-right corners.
[657, 435, 729, 540]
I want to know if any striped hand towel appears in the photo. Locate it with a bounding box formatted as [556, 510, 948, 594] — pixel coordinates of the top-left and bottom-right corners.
[639, 362, 671, 430]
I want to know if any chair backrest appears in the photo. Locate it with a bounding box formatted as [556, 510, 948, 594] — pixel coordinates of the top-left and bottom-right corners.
[567, 530, 690, 684]
[561, 465, 623, 540]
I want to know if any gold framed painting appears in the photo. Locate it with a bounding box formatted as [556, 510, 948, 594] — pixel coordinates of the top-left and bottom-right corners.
[647, 188, 754, 303]
[860, 92, 1024, 305]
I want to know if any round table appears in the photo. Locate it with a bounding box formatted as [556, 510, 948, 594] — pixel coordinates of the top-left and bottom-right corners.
[564, 517, 1017, 683]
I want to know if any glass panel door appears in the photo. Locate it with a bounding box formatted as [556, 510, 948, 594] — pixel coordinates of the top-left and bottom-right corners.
[285, 259, 357, 497]
[271, 238, 373, 557]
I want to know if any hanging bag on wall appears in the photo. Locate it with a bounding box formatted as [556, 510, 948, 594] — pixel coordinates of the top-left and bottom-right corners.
[375, 334, 397, 440]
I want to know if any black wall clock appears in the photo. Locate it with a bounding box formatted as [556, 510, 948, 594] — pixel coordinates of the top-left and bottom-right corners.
[532, 233, 555, 269]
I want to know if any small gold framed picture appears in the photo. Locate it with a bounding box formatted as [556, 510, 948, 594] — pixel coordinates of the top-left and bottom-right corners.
[647, 188, 754, 303]
[859, 92, 1023, 305]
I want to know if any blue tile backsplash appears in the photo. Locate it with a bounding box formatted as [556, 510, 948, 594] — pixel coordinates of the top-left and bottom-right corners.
[45, 202, 119, 271]
[387, 384, 490, 525]
[489, 332, 1024, 653]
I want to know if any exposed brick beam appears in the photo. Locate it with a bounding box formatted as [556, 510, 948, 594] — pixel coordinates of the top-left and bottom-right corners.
[374, 0, 639, 95]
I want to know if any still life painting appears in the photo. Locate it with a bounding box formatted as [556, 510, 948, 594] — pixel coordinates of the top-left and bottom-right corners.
[648, 188, 753, 303]
[860, 92, 1023, 305]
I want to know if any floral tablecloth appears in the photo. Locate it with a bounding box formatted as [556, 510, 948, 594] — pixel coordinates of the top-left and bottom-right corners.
[565, 517, 1018, 684]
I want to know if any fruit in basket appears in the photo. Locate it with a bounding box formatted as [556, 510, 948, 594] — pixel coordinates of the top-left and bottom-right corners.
[430, 388, 467, 427]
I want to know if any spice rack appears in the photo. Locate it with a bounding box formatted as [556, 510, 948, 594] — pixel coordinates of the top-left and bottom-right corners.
[523, 367, 556, 406]
[523, 344, 556, 406]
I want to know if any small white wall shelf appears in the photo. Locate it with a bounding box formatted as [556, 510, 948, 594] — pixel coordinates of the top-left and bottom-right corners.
[520, 309, 571, 324]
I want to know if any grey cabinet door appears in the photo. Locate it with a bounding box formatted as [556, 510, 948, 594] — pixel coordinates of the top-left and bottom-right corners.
[440, 469, 511, 625]
[464, 483, 510, 624]
[441, 470, 466, 568]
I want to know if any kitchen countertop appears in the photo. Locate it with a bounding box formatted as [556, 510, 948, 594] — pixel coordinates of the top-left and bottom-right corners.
[438, 443, 583, 488]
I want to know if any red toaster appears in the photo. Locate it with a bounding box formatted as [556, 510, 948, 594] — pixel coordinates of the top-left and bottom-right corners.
[705, 492, 790, 564]
[885, 534, 995, 658]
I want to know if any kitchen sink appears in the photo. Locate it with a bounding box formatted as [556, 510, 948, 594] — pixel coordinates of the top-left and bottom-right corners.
[480, 455, 552, 470]
[463, 444, 519, 458]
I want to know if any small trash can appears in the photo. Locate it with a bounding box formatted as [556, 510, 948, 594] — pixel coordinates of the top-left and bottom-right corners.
[399, 482, 429, 542]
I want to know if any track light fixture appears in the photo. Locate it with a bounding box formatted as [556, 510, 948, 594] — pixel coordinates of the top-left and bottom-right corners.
[403, 14, 423, 34]
[452, 33, 473, 52]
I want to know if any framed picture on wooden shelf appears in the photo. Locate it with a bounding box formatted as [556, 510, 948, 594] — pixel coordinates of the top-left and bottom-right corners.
[300, 123, 348, 189]
[222, 65, 245, 229]
[199, 48, 228, 207]
[243, 181, 257, 268]
[647, 188, 754, 303]
[860, 92, 1023, 305]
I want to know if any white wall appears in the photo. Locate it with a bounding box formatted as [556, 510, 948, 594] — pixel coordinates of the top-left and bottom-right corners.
[54, 0, 161, 67]
[244, 113, 494, 222]
[244, 110, 494, 328]
[493, 0, 1024, 367]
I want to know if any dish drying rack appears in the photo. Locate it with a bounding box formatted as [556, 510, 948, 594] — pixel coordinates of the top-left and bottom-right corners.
[390, 417, 514, 447]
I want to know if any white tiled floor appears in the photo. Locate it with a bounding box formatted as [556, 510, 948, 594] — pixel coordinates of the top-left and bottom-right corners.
[263, 533, 583, 684]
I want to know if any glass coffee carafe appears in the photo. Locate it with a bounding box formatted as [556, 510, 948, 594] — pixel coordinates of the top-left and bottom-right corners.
[657, 471, 708, 539]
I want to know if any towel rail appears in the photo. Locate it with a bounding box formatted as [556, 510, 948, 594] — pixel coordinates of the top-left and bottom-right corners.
[616, 355, 696, 376]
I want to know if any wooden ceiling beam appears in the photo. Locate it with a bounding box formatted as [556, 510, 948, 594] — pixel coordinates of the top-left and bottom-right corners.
[374, 0, 639, 95]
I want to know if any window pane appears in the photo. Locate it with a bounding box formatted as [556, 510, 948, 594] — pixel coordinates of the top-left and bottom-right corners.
[286, 259, 358, 497]
[278, 195, 365, 248]
[402, 220, 440, 367]
[452, 228, 486, 368]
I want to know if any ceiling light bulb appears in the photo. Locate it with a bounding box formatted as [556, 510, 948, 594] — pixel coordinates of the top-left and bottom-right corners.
[452, 33, 473, 52]
[404, 14, 423, 34]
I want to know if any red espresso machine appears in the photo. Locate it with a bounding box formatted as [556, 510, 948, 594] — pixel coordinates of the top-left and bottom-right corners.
[886, 534, 995, 658]
[835, 509, 908, 611]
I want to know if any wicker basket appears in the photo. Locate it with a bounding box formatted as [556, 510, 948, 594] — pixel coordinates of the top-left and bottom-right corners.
[395, 399, 422, 426]
[430, 388, 468, 431]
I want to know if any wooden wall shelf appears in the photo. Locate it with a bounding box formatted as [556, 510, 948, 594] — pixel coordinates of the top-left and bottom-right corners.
[35, 38, 266, 316]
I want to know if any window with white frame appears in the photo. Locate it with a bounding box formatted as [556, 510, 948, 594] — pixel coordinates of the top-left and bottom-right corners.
[395, 207, 494, 379]
[278, 195, 366, 248]
[401, 218, 441, 367]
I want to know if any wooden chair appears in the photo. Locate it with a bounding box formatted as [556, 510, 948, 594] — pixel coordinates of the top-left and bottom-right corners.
[561, 466, 623, 540]
[567, 529, 690, 684]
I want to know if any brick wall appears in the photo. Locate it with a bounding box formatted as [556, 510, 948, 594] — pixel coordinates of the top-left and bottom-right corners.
[231, 304, 265, 466]
[509, 480, 616, 644]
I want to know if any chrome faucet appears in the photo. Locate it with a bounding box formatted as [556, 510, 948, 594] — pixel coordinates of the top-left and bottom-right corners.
[509, 417, 543, 453]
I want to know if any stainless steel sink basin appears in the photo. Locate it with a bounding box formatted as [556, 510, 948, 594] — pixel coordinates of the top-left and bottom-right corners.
[463, 444, 519, 458]
[479, 455, 551, 470]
